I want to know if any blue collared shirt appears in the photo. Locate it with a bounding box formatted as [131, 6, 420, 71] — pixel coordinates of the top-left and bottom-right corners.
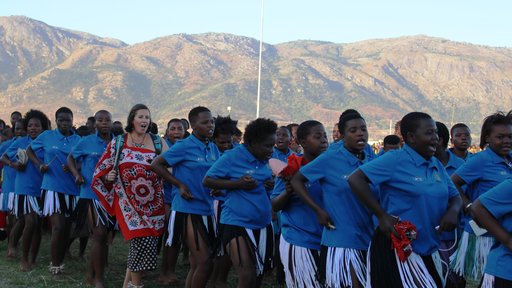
[300, 145, 375, 249]
[71, 133, 111, 199]
[328, 140, 377, 161]
[163, 134, 219, 215]
[271, 147, 294, 163]
[360, 144, 459, 255]
[0, 138, 17, 193]
[30, 129, 81, 195]
[206, 144, 273, 229]
[479, 179, 512, 281]
[5, 136, 44, 196]
[453, 148, 512, 233]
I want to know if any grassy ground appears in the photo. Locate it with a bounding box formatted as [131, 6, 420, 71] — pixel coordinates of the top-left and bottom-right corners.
[0, 231, 479, 287]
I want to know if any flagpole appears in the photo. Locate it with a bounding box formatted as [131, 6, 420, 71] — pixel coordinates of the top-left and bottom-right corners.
[256, 0, 264, 118]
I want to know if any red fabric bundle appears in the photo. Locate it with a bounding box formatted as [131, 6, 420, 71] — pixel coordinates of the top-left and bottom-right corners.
[391, 221, 417, 262]
[280, 154, 307, 177]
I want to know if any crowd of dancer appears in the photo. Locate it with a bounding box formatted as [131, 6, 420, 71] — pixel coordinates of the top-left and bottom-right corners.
[0, 104, 511, 288]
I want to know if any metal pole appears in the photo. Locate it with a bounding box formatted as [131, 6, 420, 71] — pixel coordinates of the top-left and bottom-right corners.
[256, 0, 264, 118]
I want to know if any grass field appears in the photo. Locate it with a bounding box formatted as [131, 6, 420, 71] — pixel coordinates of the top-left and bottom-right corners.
[0, 231, 479, 287]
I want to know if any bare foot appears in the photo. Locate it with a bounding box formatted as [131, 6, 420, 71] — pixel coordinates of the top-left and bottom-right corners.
[157, 274, 179, 285]
[20, 261, 32, 272]
[6, 249, 16, 260]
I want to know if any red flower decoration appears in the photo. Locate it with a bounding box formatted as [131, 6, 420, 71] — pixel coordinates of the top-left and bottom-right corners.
[280, 154, 307, 178]
[391, 220, 417, 262]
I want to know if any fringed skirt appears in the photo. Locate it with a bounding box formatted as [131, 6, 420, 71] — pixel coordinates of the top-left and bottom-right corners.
[0, 191, 14, 212]
[74, 198, 116, 232]
[166, 211, 217, 251]
[450, 231, 494, 281]
[368, 229, 443, 288]
[12, 194, 42, 218]
[480, 274, 512, 288]
[280, 235, 322, 288]
[41, 190, 78, 217]
[221, 223, 274, 276]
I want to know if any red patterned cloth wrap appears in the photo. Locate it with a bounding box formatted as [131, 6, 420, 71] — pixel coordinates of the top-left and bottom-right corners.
[92, 135, 165, 240]
[280, 154, 308, 178]
[391, 220, 417, 262]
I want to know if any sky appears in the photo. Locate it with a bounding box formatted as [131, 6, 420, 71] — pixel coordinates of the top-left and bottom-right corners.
[2, 0, 511, 47]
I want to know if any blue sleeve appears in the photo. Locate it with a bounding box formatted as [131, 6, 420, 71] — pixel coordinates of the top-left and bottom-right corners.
[30, 130, 47, 152]
[270, 177, 286, 200]
[205, 152, 230, 179]
[300, 152, 330, 183]
[71, 138, 87, 161]
[454, 154, 482, 185]
[444, 167, 459, 198]
[4, 140, 20, 159]
[478, 179, 512, 219]
[0, 141, 9, 155]
[162, 141, 187, 167]
[359, 151, 396, 185]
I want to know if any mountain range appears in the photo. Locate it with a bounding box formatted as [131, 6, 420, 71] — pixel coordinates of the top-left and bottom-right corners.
[1, 16, 511, 138]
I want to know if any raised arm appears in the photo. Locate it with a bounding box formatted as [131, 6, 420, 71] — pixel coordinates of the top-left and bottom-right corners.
[151, 155, 192, 200]
[472, 199, 512, 250]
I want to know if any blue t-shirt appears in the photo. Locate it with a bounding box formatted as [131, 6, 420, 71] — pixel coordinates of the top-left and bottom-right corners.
[163, 134, 219, 215]
[328, 140, 377, 161]
[438, 151, 465, 241]
[30, 129, 81, 195]
[5, 136, 44, 196]
[478, 179, 512, 281]
[454, 148, 512, 233]
[359, 144, 459, 255]
[271, 147, 293, 163]
[206, 144, 273, 229]
[271, 171, 323, 250]
[71, 133, 111, 200]
[0, 139, 17, 193]
[300, 145, 375, 249]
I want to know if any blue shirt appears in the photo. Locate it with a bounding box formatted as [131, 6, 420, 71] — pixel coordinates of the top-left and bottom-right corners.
[163, 134, 219, 215]
[478, 179, 512, 281]
[360, 144, 459, 255]
[301, 146, 375, 249]
[272, 147, 293, 163]
[30, 129, 81, 195]
[454, 148, 512, 233]
[0, 139, 17, 193]
[206, 144, 273, 229]
[438, 151, 465, 241]
[5, 136, 44, 196]
[71, 133, 111, 200]
[328, 140, 377, 161]
[271, 170, 323, 250]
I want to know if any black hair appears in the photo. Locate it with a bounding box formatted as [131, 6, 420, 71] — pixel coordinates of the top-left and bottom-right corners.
[297, 120, 323, 142]
[23, 109, 50, 131]
[180, 118, 190, 130]
[479, 111, 512, 149]
[94, 110, 112, 119]
[11, 111, 22, 117]
[450, 123, 470, 136]
[188, 106, 210, 125]
[338, 113, 365, 134]
[125, 104, 151, 133]
[383, 135, 401, 145]
[400, 112, 433, 143]
[213, 115, 238, 138]
[167, 118, 183, 129]
[234, 127, 242, 137]
[285, 123, 298, 135]
[76, 125, 91, 137]
[87, 116, 96, 123]
[0, 119, 5, 128]
[243, 118, 278, 146]
[113, 120, 122, 125]
[277, 125, 291, 136]
[435, 121, 450, 149]
[338, 109, 361, 123]
[55, 107, 73, 120]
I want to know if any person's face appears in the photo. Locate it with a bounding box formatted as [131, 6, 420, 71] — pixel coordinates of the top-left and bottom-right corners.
[276, 127, 291, 151]
[215, 133, 233, 152]
[131, 109, 150, 134]
[248, 134, 276, 161]
[95, 112, 113, 135]
[486, 124, 512, 157]
[27, 118, 43, 139]
[14, 121, 27, 137]
[301, 125, 328, 158]
[341, 118, 368, 154]
[450, 127, 471, 151]
[332, 124, 341, 142]
[166, 121, 185, 143]
[192, 111, 214, 139]
[407, 118, 439, 159]
[384, 143, 400, 152]
[86, 119, 96, 132]
[56, 112, 73, 134]
[10, 113, 21, 127]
